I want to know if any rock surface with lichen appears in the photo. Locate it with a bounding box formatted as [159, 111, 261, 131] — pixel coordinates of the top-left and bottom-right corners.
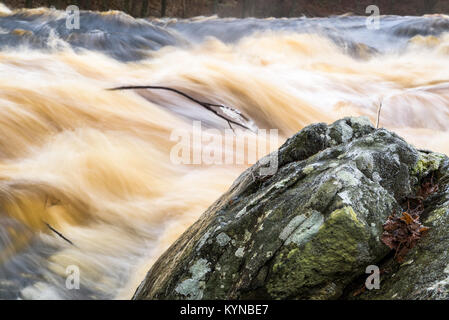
[351, 153, 449, 300]
[133, 117, 449, 300]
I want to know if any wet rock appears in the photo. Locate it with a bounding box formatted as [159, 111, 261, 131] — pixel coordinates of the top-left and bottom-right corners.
[352, 155, 449, 300]
[133, 117, 448, 300]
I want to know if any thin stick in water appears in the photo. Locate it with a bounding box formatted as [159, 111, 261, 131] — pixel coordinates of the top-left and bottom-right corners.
[376, 101, 383, 129]
[44, 222, 76, 247]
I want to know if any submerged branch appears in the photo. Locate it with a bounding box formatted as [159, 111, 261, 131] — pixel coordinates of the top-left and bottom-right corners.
[44, 222, 75, 247]
[108, 85, 252, 131]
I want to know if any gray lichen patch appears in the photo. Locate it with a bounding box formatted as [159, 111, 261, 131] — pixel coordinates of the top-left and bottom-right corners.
[279, 215, 307, 241]
[216, 233, 231, 246]
[329, 119, 354, 144]
[336, 169, 361, 187]
[175, 259, 211, 300]
[282, 211, 324, 247]
[235, 247, 245, 258]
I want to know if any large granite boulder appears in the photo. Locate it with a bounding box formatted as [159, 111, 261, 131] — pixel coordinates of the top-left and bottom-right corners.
[134, 117, 448, 300]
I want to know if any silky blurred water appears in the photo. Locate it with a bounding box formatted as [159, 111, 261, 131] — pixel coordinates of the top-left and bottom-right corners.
[0, 5, 449, 299]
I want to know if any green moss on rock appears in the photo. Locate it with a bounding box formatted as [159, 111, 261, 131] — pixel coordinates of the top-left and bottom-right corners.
[267, 207, 371, 299]
[412, 152, 445, 178]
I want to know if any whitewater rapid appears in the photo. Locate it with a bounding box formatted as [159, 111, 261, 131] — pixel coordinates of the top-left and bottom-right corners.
[0, 6, 449, 299]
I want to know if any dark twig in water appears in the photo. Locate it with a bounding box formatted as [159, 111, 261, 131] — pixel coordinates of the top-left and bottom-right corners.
[44, 222, 75, 247]
[108, 85, 251, 131]
[227, 121, 236, 134]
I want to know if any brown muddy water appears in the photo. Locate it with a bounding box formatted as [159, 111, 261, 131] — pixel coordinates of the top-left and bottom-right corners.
[1, 4, 449, 299]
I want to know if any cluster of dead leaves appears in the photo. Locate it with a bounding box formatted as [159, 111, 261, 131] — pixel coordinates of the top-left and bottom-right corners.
[381, 174, 438, 263]
[381, 211, 430, 263]
[353, 176, 438, 297]
[417, 175, 439, 199]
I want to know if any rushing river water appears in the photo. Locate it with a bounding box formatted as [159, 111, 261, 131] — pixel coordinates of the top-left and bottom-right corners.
[1, 4, 449, 299]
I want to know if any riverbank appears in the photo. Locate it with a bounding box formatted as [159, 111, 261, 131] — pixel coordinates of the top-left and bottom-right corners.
[1, 0, 449, 18]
